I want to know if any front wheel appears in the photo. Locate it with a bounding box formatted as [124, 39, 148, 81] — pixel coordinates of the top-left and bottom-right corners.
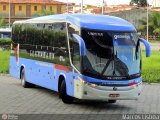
[60, 80, 74, 104]
[21, 69, 33, 88]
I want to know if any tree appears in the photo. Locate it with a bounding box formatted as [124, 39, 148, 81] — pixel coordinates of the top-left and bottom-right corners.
[130, 0, 148, 7]
[139, 11, 160, 36]
[0, 17, 5, 28]
[34, 9, 54, 17]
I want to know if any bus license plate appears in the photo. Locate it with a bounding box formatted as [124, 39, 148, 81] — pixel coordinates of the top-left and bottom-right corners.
[109, 94, 120, 97]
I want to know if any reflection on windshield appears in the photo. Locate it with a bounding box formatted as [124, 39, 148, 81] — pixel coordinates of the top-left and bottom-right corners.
[81, 29, 141, 80]
[114, 33, 140, 77]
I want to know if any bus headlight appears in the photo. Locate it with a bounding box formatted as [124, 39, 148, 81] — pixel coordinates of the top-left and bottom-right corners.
[78, 77, 97, 87]
[88, 83, 97, 87]
[78, 77, 87, 84]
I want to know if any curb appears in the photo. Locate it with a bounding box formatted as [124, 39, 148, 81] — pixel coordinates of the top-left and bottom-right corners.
[0, 74, 10, 76]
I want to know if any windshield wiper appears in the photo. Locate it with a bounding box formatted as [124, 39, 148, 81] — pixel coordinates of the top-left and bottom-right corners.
[112, 50, 117, 76]
[100, 58, 113, 76]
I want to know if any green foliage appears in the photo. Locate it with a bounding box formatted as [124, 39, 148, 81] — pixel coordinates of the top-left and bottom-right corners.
[0, 50, 10, 73]
[153, 28, 160, 35]
[0, 38, 11, 45]
[139, 11, 160, 36]
[0, 17, 6, 27]
[130, 0, 148, 7]
[0, 38, 11, 50]
[142, 51, 160, 83]
[34, 9, 54, 17]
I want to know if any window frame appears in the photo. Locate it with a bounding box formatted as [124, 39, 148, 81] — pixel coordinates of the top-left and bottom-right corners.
[67, 22, 81, 72]
[50, 6, 52, 11]
[34, 6, 37, 11]
[3, 5, 6, 11]
[19, 5, 22, 11]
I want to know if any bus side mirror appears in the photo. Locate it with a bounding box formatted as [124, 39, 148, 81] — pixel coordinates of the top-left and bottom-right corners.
[139, 38, 151, 57]
[72, 34, 86, 56]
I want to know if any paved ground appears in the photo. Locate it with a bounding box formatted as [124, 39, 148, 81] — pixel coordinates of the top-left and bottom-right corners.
[0, 75, 160, 115]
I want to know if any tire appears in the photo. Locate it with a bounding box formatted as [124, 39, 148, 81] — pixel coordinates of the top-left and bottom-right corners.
[60, 80, 74, 104]
[108, 100, 117, 103]
[20, 69, 32, 88]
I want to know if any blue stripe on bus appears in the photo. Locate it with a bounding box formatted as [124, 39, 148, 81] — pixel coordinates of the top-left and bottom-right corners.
[81, 75, 142, 85]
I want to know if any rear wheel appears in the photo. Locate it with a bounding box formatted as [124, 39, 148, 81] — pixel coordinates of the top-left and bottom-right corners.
[60, 80, 74, 104]
[21, 69, 32, 88]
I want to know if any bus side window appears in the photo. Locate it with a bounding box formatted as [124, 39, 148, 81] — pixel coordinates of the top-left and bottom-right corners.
[70, 38, 80, 71]
[51, 22, 69, 65]
[67, 22, 81, 70]
[69, 35, 81, 71]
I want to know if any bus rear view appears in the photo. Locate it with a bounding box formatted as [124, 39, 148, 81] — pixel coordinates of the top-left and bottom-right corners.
[10, 14, 150, 104]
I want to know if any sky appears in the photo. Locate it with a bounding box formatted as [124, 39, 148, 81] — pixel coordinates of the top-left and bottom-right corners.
[57, 0, 157, 6]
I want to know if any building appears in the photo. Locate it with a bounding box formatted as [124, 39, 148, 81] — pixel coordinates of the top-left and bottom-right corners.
[0, 0, 66, 24]
[89, 4, 136, 14]
[152, 0, 160, 7]
[65, 2, 75, 13]
[150, 0, 160, 11]
[64, 4, 97, 14]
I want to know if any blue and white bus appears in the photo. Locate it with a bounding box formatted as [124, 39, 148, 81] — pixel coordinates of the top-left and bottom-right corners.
[0, 28, 11, 38]
[10, 14, 150, 104]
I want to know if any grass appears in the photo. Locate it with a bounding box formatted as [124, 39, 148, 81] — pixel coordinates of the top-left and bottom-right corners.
[0, 50, 10, 73]
[142, 51, 160, 83]
[148, 39, 160, 43]
[0, 50, 160, 83]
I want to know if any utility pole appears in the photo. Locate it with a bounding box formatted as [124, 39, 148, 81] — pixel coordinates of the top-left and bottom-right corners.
[147, 0, 149, 41]
[67, 0, 69, 14]
[81, 0, 83, 14]
[102, 0, 104, 15]
[9, 0, 11, 28]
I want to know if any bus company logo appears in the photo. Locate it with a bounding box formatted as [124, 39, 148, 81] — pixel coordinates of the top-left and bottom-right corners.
[114, 35, 130, 39]
[113, 86, 117, 91]
[2, 113, 8, 120]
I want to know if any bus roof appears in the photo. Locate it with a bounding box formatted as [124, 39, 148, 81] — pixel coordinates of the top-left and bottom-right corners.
[14, 14, 136, 32]
[0, 28, 12, 32]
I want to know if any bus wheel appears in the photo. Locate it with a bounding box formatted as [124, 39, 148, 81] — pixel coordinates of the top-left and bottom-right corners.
[21, 69, 31, 88]
[108, 100, 116, 103]
[60, 80, 74, 104]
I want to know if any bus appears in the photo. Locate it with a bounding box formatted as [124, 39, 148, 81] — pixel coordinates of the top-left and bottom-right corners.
[0, 28, 11, 38]
[10, 14, 150, 104]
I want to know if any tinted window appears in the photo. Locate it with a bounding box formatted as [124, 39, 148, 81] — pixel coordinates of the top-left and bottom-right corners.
[12, 22, 70, 66]
[67, 23, 81, 70]
[70, 38, 80, 71]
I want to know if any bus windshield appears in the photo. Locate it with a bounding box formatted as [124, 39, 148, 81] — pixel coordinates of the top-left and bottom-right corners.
[81, 29, 141, 80]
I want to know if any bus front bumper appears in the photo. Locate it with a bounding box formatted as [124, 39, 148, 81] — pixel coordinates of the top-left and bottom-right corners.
[74, 80, 142, 101]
